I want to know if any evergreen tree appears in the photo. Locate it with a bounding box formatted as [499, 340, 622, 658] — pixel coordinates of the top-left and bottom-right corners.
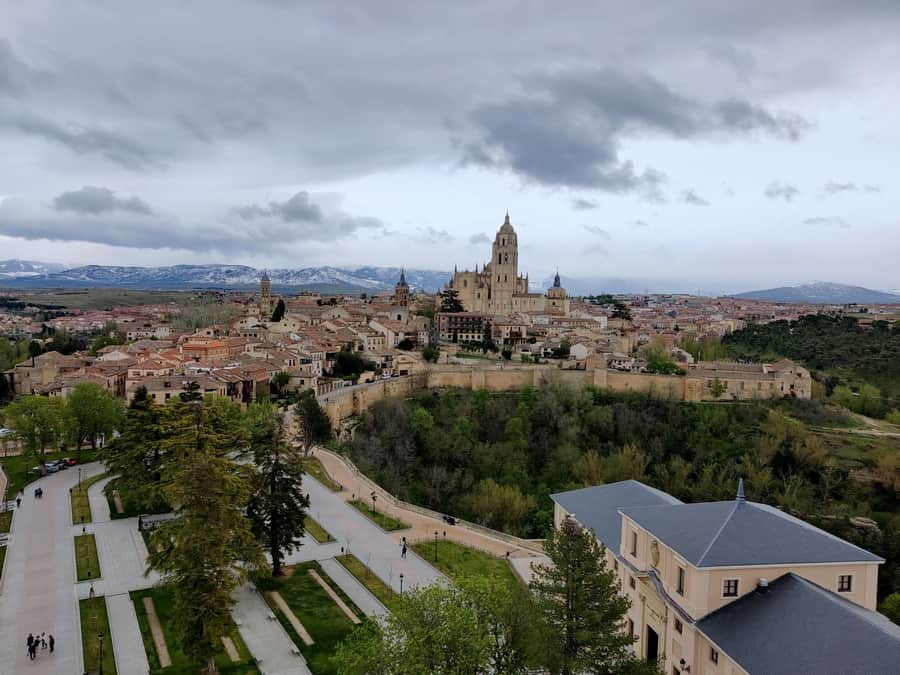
[245, 402, 309, 576]
[294, 389, 332, 456]
[271, 297, 286, 322]
[438, 288, 465, 313]
[147, 391, 263, 673]
[530, 517, 654, 675]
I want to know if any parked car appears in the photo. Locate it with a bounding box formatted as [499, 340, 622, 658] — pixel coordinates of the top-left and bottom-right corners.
[44, 462, 61, 473]
[63, 457, 77, 466]
[30, 466, 44, 475]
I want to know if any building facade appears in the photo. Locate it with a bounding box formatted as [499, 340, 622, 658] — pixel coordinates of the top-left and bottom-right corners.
[447, 213, 568, 316]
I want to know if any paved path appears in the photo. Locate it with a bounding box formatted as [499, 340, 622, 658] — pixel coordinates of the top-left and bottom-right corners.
[0, 462, 104, 675]
[233, 583, 311, 675]
[88, 475, 114, 523]
[319, 557, 388, 617]
[106, 592, 150, 675]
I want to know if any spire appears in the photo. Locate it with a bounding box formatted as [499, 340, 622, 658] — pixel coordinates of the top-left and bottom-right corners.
[504, 210, 510, 225]
[553, 267, 561, 288]
[397, 267, 408, 287]
[736, 478, 746, 502]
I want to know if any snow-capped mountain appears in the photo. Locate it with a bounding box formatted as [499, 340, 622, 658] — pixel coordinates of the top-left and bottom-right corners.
[0, 259, 67, 278]
[732, 281, 900, 304]
[0, 261, 451, 293]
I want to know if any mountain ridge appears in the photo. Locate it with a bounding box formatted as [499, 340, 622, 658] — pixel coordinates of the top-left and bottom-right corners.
[731, 281, 900, 304]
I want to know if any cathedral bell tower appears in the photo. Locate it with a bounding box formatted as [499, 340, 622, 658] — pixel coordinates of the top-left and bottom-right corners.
[490, 212, 519, 313]
[259, 270, 272, 318]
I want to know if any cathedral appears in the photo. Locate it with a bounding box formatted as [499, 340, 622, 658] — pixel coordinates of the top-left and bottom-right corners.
[447, 213, 569, 316]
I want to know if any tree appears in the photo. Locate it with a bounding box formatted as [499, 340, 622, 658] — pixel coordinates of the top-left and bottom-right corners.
[421, 345, 440, 363]
[397, 337, 416, 351]
[2, 395, 66, 466]
[334, 582, 493, 675]
[271, 298, 286, 322]
[880, 593, 900, 625]
[294, 389, 332, 456]
[271, 371, 291, 397]
[640, 341, 681, 375]
[105, 387, 169, 511]
[66, 382, 125, 456]
[611, 302, 631, 320]
[438, 288, 465, 313]
[467, 479, 532, 533]
[245, 402, 309, 577]
[147, 393, 264, 673]
[530, 518, 652, 675]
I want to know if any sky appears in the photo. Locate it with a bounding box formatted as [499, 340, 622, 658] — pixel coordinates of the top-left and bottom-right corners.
[1, 1, 899, 293]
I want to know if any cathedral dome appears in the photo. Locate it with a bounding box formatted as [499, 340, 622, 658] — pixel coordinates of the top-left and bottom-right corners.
[499, 211, 515, 234]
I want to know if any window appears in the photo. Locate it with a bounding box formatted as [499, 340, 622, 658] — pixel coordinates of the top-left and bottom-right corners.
[614, 560, 619, 572]
[628, 619, 634, 637]
[629, 576, 636, 590]
[710, 647, 719, 664]
[723, 579, 739, 597]
[674, 618, 683, 634]
[676, 567, 685, 596]
[838, 575, 853, 592]
[631, 531, 637, 556]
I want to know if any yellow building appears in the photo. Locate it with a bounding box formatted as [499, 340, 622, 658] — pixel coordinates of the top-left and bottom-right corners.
[448, 213, 569, 316]
[552, 479, 899, 674]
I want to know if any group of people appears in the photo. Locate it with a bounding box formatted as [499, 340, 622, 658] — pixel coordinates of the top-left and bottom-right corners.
[31, 487, 43, 499]
[25, 633, 54, 660]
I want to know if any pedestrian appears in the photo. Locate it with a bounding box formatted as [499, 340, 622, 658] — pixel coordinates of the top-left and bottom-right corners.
[26, 633, 33, 657]
[89, 584, 95, 599]
[28, 642, 35, 660]
[16, 496, 21, 508]
[41, 633, 47, 649]
[401, 544, 407, 559]
[48, 635, 54, 653]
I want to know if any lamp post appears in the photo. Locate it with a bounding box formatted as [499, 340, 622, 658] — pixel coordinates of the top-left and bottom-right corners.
[98, 631, 104, 675]
[399, 572, 404, 595]
[78, 467, 82, 490]
[433, 530, 438, 562]
[370, 491, 377, 514]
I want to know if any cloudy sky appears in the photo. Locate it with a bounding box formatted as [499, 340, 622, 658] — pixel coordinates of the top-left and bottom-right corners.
[1, 1, 899, 293]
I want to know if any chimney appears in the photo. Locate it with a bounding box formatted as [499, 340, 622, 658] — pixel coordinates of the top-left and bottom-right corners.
[758, 578, 769, 593]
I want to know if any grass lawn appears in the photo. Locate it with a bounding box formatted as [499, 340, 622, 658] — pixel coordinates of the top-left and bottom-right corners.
[0, 448, 102, 497]
[74, 534, 100, 582]
[0, 510, 12, 534]
[258, 562, 361, 675]
[305, 516, 335, 543]
[301, 456, 342, 491]
[348, 500, 410, 531]
[80, 596, 117, 674]
[0, 547, 6, 580]
[335, 553, 396, 607]
[131, 586, 259, 674]
[105, 477, 171, 520]
[411, 539, 518, 586]
[70, 473, 107, 524]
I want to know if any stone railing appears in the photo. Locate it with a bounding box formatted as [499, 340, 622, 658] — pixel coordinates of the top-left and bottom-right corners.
[317, 448, 545, 554]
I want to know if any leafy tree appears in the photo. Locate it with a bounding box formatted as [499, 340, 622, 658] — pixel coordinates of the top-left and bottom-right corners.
[245, 402, 309, 576]
[147, 393, 264, 673]
[2, 395, 66, 465]
[880, 593, 900, 625]
[271, 298, 286, 322]
[397, 337, 416, 351]
[271, 371, 291, 397]
[467, 479, 532, 533]
[334, 582, 493, 675]
[66, 382, 125, 456]
[89, 334, 125, 356]
[710, 377, 726, 398]
[332, 350, 372, 379]
[294, 389, 332, 456]
[438, 288, 465, 313]
[421, 345, 440, 363]
[530, 518, 651, 675]
[28, 340, 43, 360]
[611, 302, 631, 320]
[640, 341, 681, 375]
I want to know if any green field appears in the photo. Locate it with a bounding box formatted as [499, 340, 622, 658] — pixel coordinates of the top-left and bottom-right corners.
[80, 596, 117, 674]
[0, 547, 6, 580]
[348, 500, 410, 531]
[305, 516, 335, 543]
[105, 477, 171, 520]
[0, 510, 12, 534]
[411, 539, 517, 586]
[301, 456, 342, 491]
[5, 289, 196, 310]
[74, 534, 100, 582]
[259, 562, 362, 674]
[335, 553, 396, 607]
[131, 586, 259, 674]
[70, 473, 107, 524]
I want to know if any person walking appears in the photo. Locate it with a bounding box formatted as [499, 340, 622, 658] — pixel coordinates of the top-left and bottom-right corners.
[40, 633, 47, 649]
[16, 496, 21, 508]
[89, 584, 95, 599]
[28, 642, 36, 661]
[26, 633, 33, 657]
[48, 635, 55, 653]
[401, 543, 407, 559]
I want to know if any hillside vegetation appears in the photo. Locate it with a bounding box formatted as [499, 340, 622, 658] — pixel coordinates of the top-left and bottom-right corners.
[345, 386, 900, 600]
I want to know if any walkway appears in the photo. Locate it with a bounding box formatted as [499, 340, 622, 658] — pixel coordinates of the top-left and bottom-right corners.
[233, 583, 311, 675]
[0, 462, 104, 675]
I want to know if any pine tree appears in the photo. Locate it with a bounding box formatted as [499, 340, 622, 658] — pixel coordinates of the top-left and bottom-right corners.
[147, 389, 264, 673]
[438, 288, 465, 313]
[245, 402, 309, 577]
[530, 517, 656, 675]
[294, 389, 332, 456]
[271, 297, 286, 322]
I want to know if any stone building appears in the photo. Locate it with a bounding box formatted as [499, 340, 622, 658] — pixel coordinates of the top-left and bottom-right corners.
[259, 270, 271, 318]
[447, 213, 568, 316]
[394, 269, 410, 307]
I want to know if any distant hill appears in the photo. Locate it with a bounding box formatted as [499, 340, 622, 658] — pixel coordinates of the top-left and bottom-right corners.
[0, 261, 451, 294]
[732, 282, 900, 304]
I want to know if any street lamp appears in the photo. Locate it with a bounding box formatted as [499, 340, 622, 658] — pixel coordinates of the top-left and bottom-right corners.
[98, 631, 104, 675]
[370, 491, 377, 514]
[78, 467, 82, 489]
[433, 530, 439, 562]
[399, 572, 404, 595]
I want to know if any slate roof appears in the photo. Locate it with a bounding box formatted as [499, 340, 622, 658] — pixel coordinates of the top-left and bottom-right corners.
[620, 500, 883, 567]
[550, 480, 682, 551]
[697, 573, 900, 675]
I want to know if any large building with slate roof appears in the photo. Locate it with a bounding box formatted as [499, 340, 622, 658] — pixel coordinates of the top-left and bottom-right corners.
[551, 479, 899, 675]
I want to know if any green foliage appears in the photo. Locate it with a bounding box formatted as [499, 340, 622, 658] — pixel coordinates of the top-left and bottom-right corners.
[467, 479, 532, 533]
[639, 341, 682, 375]
[245, 402, 309, 576]
[66, 382, 125, 452]
[271, 297, 286, 322]
[530, 519, 650, 675]
[397, 337, 416, 350]
[294, 389, 333, 454]
[332, 349, 374, 379]
[681, 336, 728, 361]
[1, 395, 66, 461]
[880, 593, 900, 625]
[438, 288, 465, 313]
[421, 345, 440, 362]
[724, 315, 900, 410]
[611, 302, 631, 320]
[886, 410, 900, 425]
[89, 333, 125, 356]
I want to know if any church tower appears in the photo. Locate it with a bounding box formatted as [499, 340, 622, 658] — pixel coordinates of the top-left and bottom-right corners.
[490, 212, 518, 313]
[395, 268, 410, 307]
[259, 270, 271, 318]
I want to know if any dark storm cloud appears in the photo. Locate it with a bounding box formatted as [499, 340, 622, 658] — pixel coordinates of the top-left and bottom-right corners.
[464, 68, 809, 190]
[234, 191, 324, 224]
[764, 181, 800, 202]
[53, 186, 154, 216]
[823, 181, 881, 195]
[681, 189, 709, 206]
